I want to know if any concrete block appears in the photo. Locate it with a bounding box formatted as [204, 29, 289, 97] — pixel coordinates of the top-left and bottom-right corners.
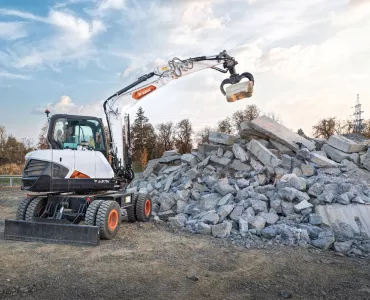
[310, 153, 338, 167]
[239, 121, 268, 139]
[210, 155, 231, 166]
[247, 139, 281, 167]
[322, 144, 351, 163]
[249, 116, 315, 152]
[209, 132, 237, 146]
[269, 139, 294, 155]
[316, 204, 370, 238]
[327, 135, 367, 153]
[230, 160, 252, 171]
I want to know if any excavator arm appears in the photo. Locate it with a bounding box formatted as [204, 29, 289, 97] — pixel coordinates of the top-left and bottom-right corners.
[103, 50, 255, 184]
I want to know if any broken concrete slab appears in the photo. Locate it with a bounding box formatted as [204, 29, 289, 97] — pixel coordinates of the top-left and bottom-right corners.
[199, 193, 222, 211]
[163, 150, 179, 157]
[229, 160, 252, 171]
[294, 200, 313, 213]
[211, 221, 232, 238]
[249, 116, 315, 152]
[210, 155, 231, 166]
[250, 156, 264, 171]
[316, 204, 370, 238]
[158, 155, 181, 163]
[181, 153, 197, 167]
[239, 121, 268, 139]
[323, 144, 352, 163]
[247, 139, 281, 167]
[363, 149, 370, 171]
[162, 165, 182, 175]
[232, 144, 249, 162]
[209, 132, 237, 146]
[143, 160, 160, 178]
[328, 135, 367, 153]
[310, 153, 338, 168]
[269, 139, 294, 155]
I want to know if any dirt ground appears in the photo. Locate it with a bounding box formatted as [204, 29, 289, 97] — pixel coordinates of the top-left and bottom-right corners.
[1, 190, 370, 300]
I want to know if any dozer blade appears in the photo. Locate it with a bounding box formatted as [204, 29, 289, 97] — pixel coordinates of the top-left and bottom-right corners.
[4, 219, 100, 246]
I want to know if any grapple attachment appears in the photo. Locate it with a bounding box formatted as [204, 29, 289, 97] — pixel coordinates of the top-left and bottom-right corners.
[4, 219, 100, 246]
[220, 72, 254, 102]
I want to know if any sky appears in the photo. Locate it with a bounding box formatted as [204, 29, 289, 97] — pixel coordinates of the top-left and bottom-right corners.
[0, 0, 370, 141]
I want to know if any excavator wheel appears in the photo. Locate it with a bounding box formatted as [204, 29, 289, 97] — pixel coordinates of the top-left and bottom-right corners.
[126, 195, 137, 223]
[95, 200, 121, 240]
[85, 200, 104, 226]
[135, 193, 152, 222]
[25, 197, 47, 221]
[15, 197, 36, 220]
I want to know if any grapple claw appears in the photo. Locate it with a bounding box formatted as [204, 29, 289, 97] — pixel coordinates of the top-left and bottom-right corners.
[220, 72, 254, 102]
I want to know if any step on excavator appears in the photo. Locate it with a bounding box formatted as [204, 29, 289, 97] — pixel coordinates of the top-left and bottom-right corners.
[3, 50, 254, 246]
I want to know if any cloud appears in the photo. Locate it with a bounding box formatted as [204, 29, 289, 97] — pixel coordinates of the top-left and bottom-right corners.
[0, 22, 28, 40]
[0, 8, 105, 68]
[96, 0, 125, 11]
[0, 71, 31, 80]
[33, 95, 104, 118]
[0, 9, 45, 22]
[331, 0, 370, 26]
[48, 10, 105, 40]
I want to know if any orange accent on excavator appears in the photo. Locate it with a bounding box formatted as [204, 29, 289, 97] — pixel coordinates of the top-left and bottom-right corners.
[108, 210, 119, 230]
[144, 199, 151, 216]
[132, 85, 156, 100]
[70, 171, 90, 179]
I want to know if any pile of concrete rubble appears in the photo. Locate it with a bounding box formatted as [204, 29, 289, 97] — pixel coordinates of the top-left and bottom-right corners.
[128, 116, 370, 256]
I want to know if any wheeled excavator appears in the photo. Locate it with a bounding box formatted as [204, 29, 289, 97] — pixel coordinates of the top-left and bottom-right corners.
[4, 50, 254, 246]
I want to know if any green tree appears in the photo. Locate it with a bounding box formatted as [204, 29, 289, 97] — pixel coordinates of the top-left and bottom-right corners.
[131, 107, 157, 160]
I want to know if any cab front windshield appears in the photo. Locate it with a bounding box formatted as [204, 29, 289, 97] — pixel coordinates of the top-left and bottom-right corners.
[52, 118, 105, 152]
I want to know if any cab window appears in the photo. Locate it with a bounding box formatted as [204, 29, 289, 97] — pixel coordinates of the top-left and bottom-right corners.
[52, 118, 106, 153]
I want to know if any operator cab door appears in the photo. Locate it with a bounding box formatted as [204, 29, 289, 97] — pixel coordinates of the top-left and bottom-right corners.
[48, 115, 111, 188]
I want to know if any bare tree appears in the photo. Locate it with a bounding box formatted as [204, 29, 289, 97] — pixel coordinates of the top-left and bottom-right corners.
[217, 117, 233, 134]
[232, 104, 260, 131]
[195, 126, 214, 146]
[312, 117, 338, 139]
[0, 126, 6, 165]
[264, 112, 283, 124]
[156, 122, 175, 152]
[175, 119, 193, 154]
[362, 120, 370, 138]
[38, 122, 49, 149]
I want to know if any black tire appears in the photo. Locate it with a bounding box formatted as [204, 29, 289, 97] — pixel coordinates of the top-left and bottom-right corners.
[16, 197, 35, 220]
[96, 201, 121, 240]
[85, 200, 104, 226]
[25, 197, 47, 221]
[135, 193, 152, 222]
[126, 195, 137, 223]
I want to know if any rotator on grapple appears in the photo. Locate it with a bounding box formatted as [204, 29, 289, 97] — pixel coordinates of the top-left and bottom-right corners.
[4, 50, 254, 246]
